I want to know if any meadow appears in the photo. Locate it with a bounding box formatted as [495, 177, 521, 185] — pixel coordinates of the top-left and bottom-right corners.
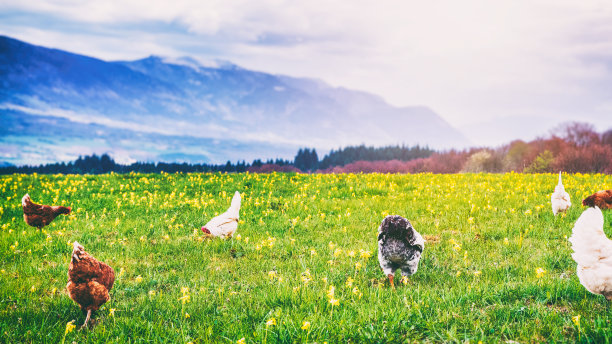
[1, 172, 612, 343]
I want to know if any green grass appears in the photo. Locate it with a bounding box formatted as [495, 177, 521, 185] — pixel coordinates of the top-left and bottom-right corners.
[1, 172, 612, 343]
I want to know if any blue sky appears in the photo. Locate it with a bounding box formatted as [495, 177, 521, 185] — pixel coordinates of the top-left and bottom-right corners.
[1, 0, 611, 145]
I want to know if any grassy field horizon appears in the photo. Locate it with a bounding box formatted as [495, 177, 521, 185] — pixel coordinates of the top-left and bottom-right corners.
[1, 172, 612, 343]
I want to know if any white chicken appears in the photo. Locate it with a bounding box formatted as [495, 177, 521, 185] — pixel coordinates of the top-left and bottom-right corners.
[201, 191, 241, 238]
[568, 206, 612, 300]
[551, 172, 571, 216]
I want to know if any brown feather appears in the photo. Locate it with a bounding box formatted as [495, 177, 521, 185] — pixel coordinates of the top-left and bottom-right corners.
[66, 242, 115, 312]
[582, 190, 612, 210]
[22, 194, 71, 229]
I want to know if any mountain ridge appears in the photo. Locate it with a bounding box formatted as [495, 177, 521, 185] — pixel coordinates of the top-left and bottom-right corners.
[0, 35, 470, 165]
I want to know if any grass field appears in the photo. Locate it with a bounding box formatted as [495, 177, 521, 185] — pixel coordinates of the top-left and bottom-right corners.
[1, 172, 612, 343]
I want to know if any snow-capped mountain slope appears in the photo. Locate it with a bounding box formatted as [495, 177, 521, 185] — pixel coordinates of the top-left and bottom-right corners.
[1, 35, 469, 165]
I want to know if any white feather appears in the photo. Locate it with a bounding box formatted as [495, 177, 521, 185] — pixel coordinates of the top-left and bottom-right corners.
[202, 191, 241, 238]
[551, 172, 571, 215]
[568, 207, 612, 300]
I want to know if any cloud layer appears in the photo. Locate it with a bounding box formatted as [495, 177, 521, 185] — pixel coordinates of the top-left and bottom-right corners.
[2, 0, 612, 145]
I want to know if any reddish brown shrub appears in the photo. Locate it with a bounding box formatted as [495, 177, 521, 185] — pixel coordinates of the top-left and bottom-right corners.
[247, 164, 303, 173]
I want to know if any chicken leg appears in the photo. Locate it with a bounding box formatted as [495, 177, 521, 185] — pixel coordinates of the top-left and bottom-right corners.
[80, 309, 92, 330]
[388, 274, 395, 289]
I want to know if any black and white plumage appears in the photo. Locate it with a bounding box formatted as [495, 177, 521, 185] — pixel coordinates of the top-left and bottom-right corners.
[377, 215, 425, 288]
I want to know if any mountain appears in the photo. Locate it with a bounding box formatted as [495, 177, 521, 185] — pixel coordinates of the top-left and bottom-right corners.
[0, 35, 469, 165]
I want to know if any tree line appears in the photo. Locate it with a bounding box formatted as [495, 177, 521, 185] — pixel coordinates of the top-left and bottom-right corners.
[3, 122, 610, 175]
[0, 144, 432, 174]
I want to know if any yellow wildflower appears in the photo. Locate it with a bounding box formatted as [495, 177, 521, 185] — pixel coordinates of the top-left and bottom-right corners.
[327, 285, 335, 298]
[301, 321, 311, 330]
[178, 294, 190, 304]
[64, 320, 76, 335]
[572, 315, 581, 326]
[266, 318, 276, 327]
[535, 267, 546, 279]
[359, 249, 372, 259]
[135, 275, 143, 283]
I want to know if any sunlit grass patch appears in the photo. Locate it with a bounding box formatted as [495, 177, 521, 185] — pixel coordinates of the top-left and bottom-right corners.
[1, 172, 612, 342]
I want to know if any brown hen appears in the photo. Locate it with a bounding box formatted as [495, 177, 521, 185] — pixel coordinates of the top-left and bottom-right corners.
[22, 194, 71, 230]
[67, 241, 115, 329]
[582, 190, 612, 210]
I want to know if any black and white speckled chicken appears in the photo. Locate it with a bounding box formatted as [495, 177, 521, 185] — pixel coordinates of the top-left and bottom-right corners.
[377, 215, 425, 288]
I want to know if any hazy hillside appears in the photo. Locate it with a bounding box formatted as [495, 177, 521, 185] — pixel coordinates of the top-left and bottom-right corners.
[0, 35, 469, 165]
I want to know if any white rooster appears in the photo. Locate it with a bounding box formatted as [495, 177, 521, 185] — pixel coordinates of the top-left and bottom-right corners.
[568, 206, 612, 301]
[551, 172, 571, 216]
[201, 191, 241, 238]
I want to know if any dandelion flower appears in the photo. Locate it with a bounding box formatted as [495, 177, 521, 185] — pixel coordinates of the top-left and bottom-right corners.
[503, 238, 509, 245]
[266, 318, 276, 327]
[185, 312, 190, 319]
[572, 315, 581, 326]
[237, 338, 246, 344]
[355, 262, 362, 270]
[268, 270, 277, 280]
[400, 276, 409, 285]
[301, 321, 311, 330]
[181, 287, 190, 295]
[30, 285, 36, 292]
[359, 249, 372, 259]
[535, 267, 546, 279]
[473, 270, 482, 277]
[345, 277, 354, 288]
[178, 294, 191, 304]
[329, 298, 340, 306]
[149, 290, 156, 296]
[64, 320, 76, 334]
[327, 285, 335, 298]
[352, 287, 363, 299]
[135, 275, 143, 283]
